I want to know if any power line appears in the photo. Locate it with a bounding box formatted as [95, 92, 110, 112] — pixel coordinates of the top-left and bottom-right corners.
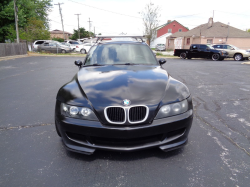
[54, 3, 66, 40]
[215, 10, 250, 17]
[68, 0, 141, 19]
[50, 19, 76, 27]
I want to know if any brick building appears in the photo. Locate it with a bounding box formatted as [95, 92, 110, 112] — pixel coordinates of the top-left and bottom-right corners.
[166, 18, 250, 50]
[50, 29, 73, 40]
[150, 20, 189, 47]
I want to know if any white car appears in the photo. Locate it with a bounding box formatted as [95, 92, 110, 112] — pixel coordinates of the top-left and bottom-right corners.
[75, 43, 93, 54]
[60, 42, 77, 52]
[32, 40, 49, 51]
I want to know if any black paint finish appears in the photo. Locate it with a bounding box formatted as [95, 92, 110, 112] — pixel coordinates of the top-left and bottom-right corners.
[56, 63, 193, 154]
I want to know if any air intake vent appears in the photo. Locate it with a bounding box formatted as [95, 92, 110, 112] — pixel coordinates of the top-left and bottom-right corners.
[105, 107, 125, 124]
[129, 106, 147, 123]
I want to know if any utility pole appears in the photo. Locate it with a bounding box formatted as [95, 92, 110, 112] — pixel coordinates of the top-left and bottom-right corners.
[87, 18, 92, 34]
[54, 3, 65, 41]
[75, 14, 81, 39]
[13, 0, 19, 43]
[226, 22, 230, 43]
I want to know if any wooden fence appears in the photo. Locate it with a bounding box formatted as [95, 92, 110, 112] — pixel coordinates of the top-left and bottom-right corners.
[0, 43, 27, 57]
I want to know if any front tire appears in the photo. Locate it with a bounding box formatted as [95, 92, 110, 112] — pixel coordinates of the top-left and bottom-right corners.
[212, 53, 220, 61]
[62, 50, 66, 54]
[80, 49, 86, 54]
[234, 54, 243, 61]
[180, 52, 186, 59]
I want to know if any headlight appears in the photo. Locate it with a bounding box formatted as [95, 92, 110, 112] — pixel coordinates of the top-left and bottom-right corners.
[61, 103, 98, 121]
[155, 99, 188, 119]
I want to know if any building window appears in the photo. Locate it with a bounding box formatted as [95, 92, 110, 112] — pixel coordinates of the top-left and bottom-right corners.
[168, 29, 172, 33]
[179, 29, 182, 32]
[187, 38, 190, 45]
[207, 39, 213, 44]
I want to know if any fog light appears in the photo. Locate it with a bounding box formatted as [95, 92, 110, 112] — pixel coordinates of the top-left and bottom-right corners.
[70, 106, 79, 115]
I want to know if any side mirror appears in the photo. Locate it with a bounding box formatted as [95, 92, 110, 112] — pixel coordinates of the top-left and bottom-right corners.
[75, 60, 83, 67]
[159, 58, 166, 65]
[230, 47, 234, 50]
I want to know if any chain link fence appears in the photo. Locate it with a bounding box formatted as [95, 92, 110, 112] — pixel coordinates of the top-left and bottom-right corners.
[0, 43, 27, 57]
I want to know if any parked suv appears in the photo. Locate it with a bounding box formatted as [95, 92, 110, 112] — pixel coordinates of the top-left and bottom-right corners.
[32, 40, 48, 51]
[212, 44, 250, 61]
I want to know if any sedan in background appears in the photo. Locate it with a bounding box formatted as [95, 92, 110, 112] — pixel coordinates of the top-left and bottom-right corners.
[155, 44, 166, 51]
[37, 42, 71, 53]
[75, 43, 93, 54]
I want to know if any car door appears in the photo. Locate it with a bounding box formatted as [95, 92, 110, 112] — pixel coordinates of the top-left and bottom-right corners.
[198, 45, 209, 58]
[189, 45, 199, 58]
[223, 45, 234, 57]
[49, 43, 57, 53]
[84, 43, 92, 52]
[41, 43, 49, 52]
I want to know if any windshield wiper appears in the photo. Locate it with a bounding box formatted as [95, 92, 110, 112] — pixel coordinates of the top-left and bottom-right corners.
[83, 64, 105, 67]
[113, 63, 137, 65]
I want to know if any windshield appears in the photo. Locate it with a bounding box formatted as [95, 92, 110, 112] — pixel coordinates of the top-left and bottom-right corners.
[207, 45, 214, 49]
[85, 44, 158, 65]
[230, 45, 239, 50]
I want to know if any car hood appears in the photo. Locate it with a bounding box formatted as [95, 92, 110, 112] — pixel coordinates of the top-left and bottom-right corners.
[77, 65, 169, 109]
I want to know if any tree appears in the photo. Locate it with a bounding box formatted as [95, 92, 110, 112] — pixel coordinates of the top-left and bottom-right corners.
[52, 37, 64, 42]
[21, 18, 50, 41]
[0, 0, 52, 42]
[70, 27, 94, 40]
[139, 2, 160, 46]
[247, 29, 250, 33]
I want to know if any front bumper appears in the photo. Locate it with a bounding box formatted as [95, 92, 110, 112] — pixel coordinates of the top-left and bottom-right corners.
[55, 109, 193, 155]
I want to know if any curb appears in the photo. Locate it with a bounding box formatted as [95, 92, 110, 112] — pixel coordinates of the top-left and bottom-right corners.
[0, 54, 29, 61]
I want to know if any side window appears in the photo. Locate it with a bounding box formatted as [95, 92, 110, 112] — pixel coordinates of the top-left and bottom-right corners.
[178, 29, 182, 32]
[191, 45, 198, 50]
[168, 29, 172, 33]
[44, 43, 49, 46]
[199, 45, 207, 50]
[36, 41, 45, 45]
[226, 45, 232, 49]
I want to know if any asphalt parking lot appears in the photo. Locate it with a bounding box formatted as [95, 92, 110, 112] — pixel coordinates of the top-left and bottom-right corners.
[0, 56, 249, 187]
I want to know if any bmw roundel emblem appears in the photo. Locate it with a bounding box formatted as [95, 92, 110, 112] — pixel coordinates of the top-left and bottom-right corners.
[123, 99, 130, 106]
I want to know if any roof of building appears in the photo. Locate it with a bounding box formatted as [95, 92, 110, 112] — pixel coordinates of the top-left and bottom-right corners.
[156, 20, 189, 31]
[167, 21, 250, 38]
[50, 29, 72, 35]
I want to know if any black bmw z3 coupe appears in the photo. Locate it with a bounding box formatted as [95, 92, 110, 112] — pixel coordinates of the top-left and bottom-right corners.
[55, 36, 193, 155]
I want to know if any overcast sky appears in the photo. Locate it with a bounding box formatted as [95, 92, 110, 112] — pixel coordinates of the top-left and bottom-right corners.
[49, 0, 250, 35]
